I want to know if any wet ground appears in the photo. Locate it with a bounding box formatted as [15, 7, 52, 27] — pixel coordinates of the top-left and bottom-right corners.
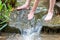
[0, 0, 60, 40]
[42, 34, 60, 40]
[0, 33, 60, 40]
[16, 0, 60, 27]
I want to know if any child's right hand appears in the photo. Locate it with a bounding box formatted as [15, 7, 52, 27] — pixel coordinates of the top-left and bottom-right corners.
[28, 11, 34, 20]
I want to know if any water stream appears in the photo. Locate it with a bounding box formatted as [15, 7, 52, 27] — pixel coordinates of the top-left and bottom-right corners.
[8, 7, 47, 40]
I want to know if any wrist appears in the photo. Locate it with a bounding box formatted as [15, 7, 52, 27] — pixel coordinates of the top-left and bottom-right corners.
[48, 9, 54, 13]
[29, 10, 35, 14]
[30, 10, 35, 12]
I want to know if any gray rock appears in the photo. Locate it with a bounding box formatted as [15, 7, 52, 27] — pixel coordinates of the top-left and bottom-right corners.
[56, 2, 60, 7]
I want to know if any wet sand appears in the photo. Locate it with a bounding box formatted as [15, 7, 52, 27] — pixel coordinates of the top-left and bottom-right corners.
[42, 34, 60, 40]
[0, 33, 60, 40]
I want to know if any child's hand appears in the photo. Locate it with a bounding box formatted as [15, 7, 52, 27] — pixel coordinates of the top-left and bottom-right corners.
[28, 11, 34, 20]
[44, 12, 53, 21]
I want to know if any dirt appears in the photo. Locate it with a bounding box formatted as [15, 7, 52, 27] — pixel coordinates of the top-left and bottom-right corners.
[0, 33, 60, 40]
[41, 34, 60, 40]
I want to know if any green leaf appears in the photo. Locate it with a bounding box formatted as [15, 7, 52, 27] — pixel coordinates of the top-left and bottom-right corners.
[0, 0, 3, 11]
[0, 0, 2, 5]
[8, 4, 12, 11]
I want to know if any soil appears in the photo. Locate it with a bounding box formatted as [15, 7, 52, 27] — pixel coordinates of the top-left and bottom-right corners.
[0, 33, 60, 40]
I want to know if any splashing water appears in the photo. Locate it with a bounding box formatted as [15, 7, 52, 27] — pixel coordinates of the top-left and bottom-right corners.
[22, 19, 42, 40]
[9, 7, 47, 40]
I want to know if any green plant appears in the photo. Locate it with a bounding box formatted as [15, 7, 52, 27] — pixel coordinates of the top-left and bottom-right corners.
[0, 0, 12, 30]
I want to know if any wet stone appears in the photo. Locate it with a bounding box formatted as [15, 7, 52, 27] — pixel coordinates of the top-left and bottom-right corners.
[8, 8, 43, 40]
[56, 2, 60, 7]
[42, 15, 60, 28]
[9, 8, 43, 30]
[9, 9, 32, 29]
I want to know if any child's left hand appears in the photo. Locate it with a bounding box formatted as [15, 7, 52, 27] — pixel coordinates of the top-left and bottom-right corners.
[28, 11, 34, 20]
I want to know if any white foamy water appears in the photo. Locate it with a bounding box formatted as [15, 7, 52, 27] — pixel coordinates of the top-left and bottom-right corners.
[8, 8, 44, 40]
[22, 19, 42, 40]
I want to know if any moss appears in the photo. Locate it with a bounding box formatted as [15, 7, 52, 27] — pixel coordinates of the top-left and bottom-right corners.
[49, 15, 60, 25]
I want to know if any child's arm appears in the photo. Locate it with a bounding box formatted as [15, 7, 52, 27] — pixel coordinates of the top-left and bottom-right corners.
[28, 0, 40, 20]
[44, 0, 56, 21]
[31, 0, 40, 12]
